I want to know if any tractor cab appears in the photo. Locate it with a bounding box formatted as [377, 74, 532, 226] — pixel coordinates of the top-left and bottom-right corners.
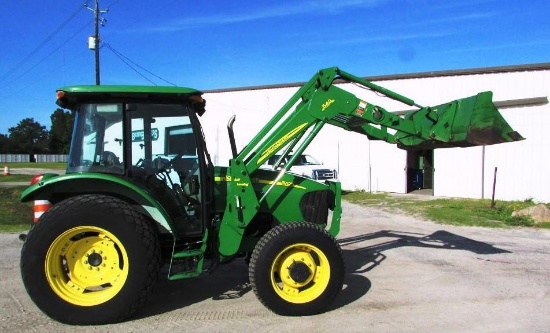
[56, 85, 212, 237]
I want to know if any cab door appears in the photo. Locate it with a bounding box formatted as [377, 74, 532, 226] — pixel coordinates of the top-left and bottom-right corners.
[128, 103, 205, 236]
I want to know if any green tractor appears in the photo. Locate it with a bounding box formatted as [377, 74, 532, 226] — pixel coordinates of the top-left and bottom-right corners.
[20, 67, 522, 325]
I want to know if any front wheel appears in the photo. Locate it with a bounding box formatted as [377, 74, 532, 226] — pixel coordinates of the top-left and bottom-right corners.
[20, 194, 161, 325]
[249, 222, 345, 316]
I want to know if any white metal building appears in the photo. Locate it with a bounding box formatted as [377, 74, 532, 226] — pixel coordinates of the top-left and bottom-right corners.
[201, 63, 550, 202]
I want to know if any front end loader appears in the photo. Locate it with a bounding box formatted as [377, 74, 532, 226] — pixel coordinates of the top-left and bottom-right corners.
[19, 67, 522, 325]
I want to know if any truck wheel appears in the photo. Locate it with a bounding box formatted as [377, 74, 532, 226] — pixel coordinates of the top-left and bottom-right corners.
[20, 194, 161, 325]
[249, 222, 345, 316]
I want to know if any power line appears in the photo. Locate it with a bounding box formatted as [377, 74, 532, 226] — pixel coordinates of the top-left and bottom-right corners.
[104, 44, 155, 85]
[0, 4, 85, 83]
[3, 0, 121, 88]
[2, 20, 93, 89]
[104, 43, 178, 86]
[105, 0, 122, 8]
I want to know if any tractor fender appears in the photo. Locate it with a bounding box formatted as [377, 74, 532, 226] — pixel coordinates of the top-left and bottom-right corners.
[21, 173, 175, 234]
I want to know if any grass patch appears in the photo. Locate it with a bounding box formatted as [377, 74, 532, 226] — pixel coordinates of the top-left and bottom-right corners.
[341, 191, 389, 205]
[3, 162, 65, 170]
[2, 224, 32, 232]
[0, 174, 34, 182]
[0, 187, 33, 232]
[342, 191, 550, 228]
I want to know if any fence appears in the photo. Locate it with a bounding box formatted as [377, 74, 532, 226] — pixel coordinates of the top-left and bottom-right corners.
[0, 154, 68, 163]
[0, 154, 29, 163]
[35, 154, 68, 163]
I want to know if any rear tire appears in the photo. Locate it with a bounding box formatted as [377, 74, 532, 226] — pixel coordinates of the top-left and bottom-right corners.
[249, 222, 345, 316]
[21, 194, 161, 325]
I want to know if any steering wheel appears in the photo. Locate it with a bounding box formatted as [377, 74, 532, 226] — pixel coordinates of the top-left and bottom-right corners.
[155, 154, 183, 175]
[135, 156, 171, 170]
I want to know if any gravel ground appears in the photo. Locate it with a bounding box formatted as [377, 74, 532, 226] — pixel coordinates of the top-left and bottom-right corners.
[1, 201, 549, 333]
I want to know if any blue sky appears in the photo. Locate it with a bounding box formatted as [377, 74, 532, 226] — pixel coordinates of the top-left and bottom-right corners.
[0, 0, 548, 134]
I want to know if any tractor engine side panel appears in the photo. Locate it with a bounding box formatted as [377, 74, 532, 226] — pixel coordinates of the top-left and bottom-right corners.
[213, 166, 335, 225]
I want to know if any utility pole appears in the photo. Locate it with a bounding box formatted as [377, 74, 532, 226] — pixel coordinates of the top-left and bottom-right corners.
[86, 1, 108, 85]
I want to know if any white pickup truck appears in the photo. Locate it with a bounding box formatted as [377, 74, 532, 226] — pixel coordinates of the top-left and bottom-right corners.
[262, 154, 338, 181]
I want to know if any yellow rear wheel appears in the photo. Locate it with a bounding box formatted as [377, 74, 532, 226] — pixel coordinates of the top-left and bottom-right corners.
[21, 194, 161, 325]
[45, 226, 129, 306]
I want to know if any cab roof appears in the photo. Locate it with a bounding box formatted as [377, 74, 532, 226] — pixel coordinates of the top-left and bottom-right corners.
[56, 85, 203, 110]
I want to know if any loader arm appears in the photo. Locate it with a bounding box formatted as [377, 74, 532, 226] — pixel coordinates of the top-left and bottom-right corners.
[218, 66, 523, 256]
[240, 66, 522, 173]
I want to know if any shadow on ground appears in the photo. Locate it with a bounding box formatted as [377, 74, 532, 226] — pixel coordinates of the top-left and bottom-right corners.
[134, 259, 251, 319]
[134, 229, 510, 318]
[331, 229, 510, 310]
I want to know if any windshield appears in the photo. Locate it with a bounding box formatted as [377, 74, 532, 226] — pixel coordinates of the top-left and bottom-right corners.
[294, 154, 320, 165]
[67, 102, 197, 175]
[266, 154, 320, 167]
[67, 103, 124, 174]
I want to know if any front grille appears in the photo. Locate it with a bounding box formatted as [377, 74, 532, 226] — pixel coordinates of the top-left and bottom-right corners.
[312, 169, 337, 180]
[300, 190, 333, 224]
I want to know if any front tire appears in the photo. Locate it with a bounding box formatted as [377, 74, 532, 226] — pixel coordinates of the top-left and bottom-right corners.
[249, 222, 345, 316]
[20, 194, 161, 325]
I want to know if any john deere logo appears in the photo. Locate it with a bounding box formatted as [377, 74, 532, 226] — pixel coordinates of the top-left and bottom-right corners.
[322, 99, 335, 111]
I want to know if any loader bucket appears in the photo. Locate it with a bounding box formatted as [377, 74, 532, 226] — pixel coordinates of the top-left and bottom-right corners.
[397, 91, 524, 150]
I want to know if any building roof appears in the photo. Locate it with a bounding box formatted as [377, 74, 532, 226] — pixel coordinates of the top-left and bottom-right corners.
[205, 62, 550, 94]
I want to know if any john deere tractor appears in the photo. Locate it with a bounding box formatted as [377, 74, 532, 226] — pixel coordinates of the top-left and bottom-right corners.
[19, 67, 522, 325]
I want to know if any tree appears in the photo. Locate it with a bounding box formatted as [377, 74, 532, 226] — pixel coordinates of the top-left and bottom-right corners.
[0, 134, 10, 153]
[49, 108, 74, 154]
[8, 118, 49, 154]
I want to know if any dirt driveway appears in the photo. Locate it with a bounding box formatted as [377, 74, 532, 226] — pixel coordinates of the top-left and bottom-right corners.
[1, 201, 549, 332]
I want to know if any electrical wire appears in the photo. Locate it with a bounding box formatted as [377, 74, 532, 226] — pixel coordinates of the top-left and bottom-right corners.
[103, 44, 156, 85]
[0, 4, 85, 83]
[106, 0, 122, 8]
[103, 43, 178, 86]
[3, 20, 93, 88]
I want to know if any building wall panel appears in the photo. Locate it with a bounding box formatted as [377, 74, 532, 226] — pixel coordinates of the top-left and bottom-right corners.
[202, 66, 549, 201]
